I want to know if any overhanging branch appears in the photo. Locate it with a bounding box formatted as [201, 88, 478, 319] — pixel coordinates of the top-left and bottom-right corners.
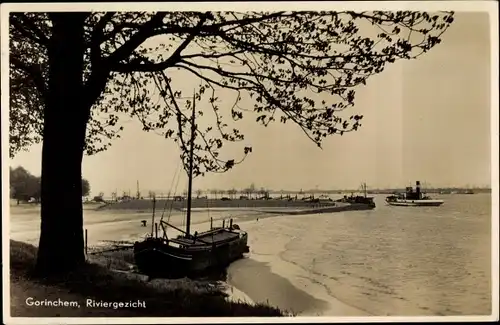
[105, 12, 167, 66]
[111, 14, 210, 73]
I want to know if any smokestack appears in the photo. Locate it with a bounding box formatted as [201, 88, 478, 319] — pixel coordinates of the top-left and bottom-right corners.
[416, 181, 421, 199]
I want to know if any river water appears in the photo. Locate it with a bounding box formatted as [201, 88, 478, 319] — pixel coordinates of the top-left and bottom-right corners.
[9, 193, 492, 317]
[227, 193, 492, 316]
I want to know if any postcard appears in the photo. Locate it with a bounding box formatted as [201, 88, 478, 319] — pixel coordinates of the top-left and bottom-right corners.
[2, 1, 498, 324]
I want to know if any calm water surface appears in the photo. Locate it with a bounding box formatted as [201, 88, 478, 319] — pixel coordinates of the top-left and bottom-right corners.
[236, 193, 492, 316]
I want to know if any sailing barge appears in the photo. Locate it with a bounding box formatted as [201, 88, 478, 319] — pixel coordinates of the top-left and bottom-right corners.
[133, 93, 249, 278]
[133, 218, 249, 278]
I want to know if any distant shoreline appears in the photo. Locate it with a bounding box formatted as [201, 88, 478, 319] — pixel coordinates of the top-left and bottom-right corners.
[97, 198, 376, 215]
[95, 188, 491, 202]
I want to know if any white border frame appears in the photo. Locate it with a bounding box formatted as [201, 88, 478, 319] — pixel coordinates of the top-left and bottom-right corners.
[1, 1, 498, 324]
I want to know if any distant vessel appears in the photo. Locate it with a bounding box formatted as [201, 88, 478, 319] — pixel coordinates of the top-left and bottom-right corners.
[464, 189, 475, 194]
[133, 93, 249, 278]
[336, 183, 376, 208]
[385, 181, 444, 207]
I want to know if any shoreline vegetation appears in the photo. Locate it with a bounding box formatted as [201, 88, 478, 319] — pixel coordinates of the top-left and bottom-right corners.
[10, 240, 288, 317]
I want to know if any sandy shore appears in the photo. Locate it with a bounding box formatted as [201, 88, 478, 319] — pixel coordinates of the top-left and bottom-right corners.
[9, 203, 367, 317]
[226, 258, 329, 315]
[224, 215, 369, 317]
[222, 282, 255, 304]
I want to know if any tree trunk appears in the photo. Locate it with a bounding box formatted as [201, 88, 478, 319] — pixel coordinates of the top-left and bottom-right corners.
[36, 13, 90, 276]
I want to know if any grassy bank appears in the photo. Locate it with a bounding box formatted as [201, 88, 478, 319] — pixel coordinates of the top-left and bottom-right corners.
[10, 240, 286, 317]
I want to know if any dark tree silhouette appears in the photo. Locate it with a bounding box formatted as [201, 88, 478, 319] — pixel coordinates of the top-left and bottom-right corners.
[81, 178, 91, 197]
[10, 166, 91, 204]
[9, 11, 454, 275]
[10, 166, 40, 204]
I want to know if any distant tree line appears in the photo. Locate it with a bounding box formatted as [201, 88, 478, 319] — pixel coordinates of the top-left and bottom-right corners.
[196, 183, 270, 199]
[100, 183, 272, 201]
[96, 182, 491, 202]
[10, 166, 90, 204]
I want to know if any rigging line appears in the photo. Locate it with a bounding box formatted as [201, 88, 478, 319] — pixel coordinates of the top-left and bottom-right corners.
[167, 163, 184, 234]
[206, 194, 210, 225]
[166, 162, 184, 225]
[157, 159, 183, 238]
[178, 184, 187, 232]
[160, 186, 183, 239]
[163, 187, 180, 237]
[160, 157, 182, 222]
[159, 169, 178, 218]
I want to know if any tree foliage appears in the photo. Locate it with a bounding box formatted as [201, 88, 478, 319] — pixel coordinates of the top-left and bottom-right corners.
[81, 178, 91, 197]
[9, 166, 91, 202]
[10, 11, 454, 176]
[9, 166, 41, 203]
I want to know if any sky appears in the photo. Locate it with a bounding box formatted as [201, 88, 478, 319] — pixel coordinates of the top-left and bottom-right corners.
[8, 11, 493, 196]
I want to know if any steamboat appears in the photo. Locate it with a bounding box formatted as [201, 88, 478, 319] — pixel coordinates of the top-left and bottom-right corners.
[385, 181, 444, 207]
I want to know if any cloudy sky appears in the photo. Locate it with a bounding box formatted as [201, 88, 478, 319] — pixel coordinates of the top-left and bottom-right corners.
[9, 11, 493, 196]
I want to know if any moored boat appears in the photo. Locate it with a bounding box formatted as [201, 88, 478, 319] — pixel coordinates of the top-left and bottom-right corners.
[335, 183, 376, 208]
[133, 92, 249, 278]
[134, 217, 249, 278]
[386, 181, 443, 207]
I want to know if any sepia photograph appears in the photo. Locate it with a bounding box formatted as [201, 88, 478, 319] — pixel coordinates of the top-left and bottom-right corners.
[1, 1, 498, 323]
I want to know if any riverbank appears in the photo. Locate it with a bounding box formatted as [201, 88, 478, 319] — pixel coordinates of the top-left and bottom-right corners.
[8, 240, 286, 317]
[8, 202, 370, 317]
[8, 202, 371, 317]
[97, 198, 375, 215]
[86, 243, 330, 316]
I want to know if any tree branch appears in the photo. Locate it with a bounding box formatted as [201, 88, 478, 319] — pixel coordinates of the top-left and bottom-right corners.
[82, 13, 117, 109]
[10, 16, 47, 46]
[10, 56, 47, 102]
[14, 13, 50, 45]
[105, 12, 167, 65]
[90, 12, 115, 66]
[111, 14, 210, 73]
[121, 11, 290, 40]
